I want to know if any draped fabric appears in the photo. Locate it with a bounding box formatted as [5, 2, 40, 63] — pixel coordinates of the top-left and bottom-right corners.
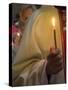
[12, 6, 65, 86]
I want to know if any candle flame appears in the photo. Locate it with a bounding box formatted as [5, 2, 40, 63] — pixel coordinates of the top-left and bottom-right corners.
[52, 17, 55, 27]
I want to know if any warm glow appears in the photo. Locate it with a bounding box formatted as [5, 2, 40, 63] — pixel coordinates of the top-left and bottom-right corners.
[52, 17, 55, 27]
[17, 32, 20, 36]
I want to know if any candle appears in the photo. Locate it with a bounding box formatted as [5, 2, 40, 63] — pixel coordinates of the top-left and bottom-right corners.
[54, 29, 57, 48]
[52, 17, 57, 48]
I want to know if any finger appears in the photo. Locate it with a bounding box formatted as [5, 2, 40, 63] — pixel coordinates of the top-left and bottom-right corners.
[56, 49, 60, 53]
[54, 65, 63, 74]
[53, 52, 60, 58]
[51, 54, 63, 62]
[47, 52, 60, 60]
[52, 61, 63, 70]
[52, 63, 63, 74]
[54, 56, 62, 62]
[56, 62, 63, 68]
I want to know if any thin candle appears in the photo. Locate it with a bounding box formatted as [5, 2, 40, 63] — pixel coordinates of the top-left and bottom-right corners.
[52, 17, 57, 48]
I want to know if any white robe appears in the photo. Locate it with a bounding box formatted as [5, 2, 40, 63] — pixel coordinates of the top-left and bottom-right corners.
[12, 6, 65, 86]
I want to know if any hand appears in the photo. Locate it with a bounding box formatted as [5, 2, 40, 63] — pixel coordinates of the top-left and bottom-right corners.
[46, 49, 63, 75]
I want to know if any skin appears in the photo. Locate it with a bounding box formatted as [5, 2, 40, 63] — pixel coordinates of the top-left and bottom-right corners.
[46, 49, 63, 75]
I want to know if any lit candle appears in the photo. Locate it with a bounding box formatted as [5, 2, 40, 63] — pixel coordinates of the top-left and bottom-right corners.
[52, 17, 57, 48]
